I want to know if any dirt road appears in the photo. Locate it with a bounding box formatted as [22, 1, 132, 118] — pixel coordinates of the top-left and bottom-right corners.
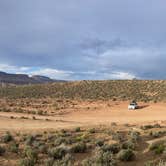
[0, 102, 166, 131]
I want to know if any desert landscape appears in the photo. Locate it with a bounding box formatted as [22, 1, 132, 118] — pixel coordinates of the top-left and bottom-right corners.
[1, 0, 166, 165]
[0, 99, 166, 131]
[0, 81, 165, 166]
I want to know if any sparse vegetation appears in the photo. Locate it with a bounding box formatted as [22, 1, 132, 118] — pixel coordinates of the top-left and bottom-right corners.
[0, 146, 6, 155]
[48, 146, 68, 159]
[95, 139, 104, 147]
[9, 142, 19, 153]
[117, 149, 135, 161]
[2, 132, 13, 143]
[122, 140, 136, 150]
[149, 140, 166, 154]
[82, 149, 117, 166]
[71, 142, 87, 153]
[101, 144, 120, 154]
[19, 158, 35, 166]
[0, 125, 164, 165]
[0, 80, 165, 165]
[88, 128, 96, 134]
[0, 80, 165, 102]
[75, 127, 81, 132]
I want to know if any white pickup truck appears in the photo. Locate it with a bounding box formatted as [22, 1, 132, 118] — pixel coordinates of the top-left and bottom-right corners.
[128, 102, 139, 110]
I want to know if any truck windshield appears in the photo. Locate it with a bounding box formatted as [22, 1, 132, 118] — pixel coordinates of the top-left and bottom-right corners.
[130, 103, 137, 106]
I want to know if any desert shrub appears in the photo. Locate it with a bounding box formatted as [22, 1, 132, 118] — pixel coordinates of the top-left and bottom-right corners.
[141, 124, 161, 130]
[23, 146, 38, 163]
[19, 158, 35, 166]
[141, 125, 154, 130]
[75, 127, 81, 132]
[122, 140, 136, 150]
[54, 137, 66, 146]
[2, 132, 13, 143]
[95, 139, 104, 147]
[61, 129, 67, 134]
[32, 140, 42, 149]
[15, 108, 24, 113]
[75, 133, 89, 142]
[0, 107, 11, 112]
[150, 131, 160, 138]
[117, 149, 135, 161]
[112, 132, 123, 142]
[53, 154, 74, 166]
[82, 149, 116, 166]
[46, 134, 57, 142]
[82, 159, 93, 166]
[0, 146, 5, 156]
[149, 140, 166, 154]
[155, 144, 165, 154]
[32, 116, 36, 120]
[154, 100, 158, 103]
[150, 131, 166, 138]
[45, 158, 55, 166]
[29, 110, 36, 115]
[9, 142, 19, 153]
[111, 122, 117, 126]
[48, 147, 68, 159]
[45, 154, 74, 166]
[37, 110, 43, 115]
[144, 161, 155, 166]
[129, 131, 140, 142]
[101, 144, 120, 154]
[71, 142, 87, 153]
[153, 124, 161, 128]
[20, 116, 29, 119]
[112, 98, 117, 101]
[38, 144, 48, 154]
[54, 137, 73, 146]
[57, 130, 71, 138]
[156, 160, 166, 166]
[88, 128, 95, 134]
[25, 135, 35, 146]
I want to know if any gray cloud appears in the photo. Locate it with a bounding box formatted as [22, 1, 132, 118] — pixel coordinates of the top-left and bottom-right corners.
[0, 0, 166, 79]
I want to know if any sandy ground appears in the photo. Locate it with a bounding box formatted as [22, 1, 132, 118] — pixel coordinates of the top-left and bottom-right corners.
[0, 101, 165, 131]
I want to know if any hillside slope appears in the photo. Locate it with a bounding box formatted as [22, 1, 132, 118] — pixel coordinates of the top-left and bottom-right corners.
[0, 80, 166, 102]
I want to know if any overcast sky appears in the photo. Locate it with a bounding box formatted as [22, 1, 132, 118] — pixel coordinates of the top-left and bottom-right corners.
[0, 0, 166, 80]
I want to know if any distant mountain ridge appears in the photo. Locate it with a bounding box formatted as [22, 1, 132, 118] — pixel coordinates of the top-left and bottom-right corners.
[0, 71, 65, 84]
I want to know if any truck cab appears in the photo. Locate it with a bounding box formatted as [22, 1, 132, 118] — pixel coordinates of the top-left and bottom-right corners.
[128, 102, 139, 110]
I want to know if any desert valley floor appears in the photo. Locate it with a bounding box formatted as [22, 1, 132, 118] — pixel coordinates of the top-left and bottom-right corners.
[0, 101, 165, 131]
[0, 99, 166, 165]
